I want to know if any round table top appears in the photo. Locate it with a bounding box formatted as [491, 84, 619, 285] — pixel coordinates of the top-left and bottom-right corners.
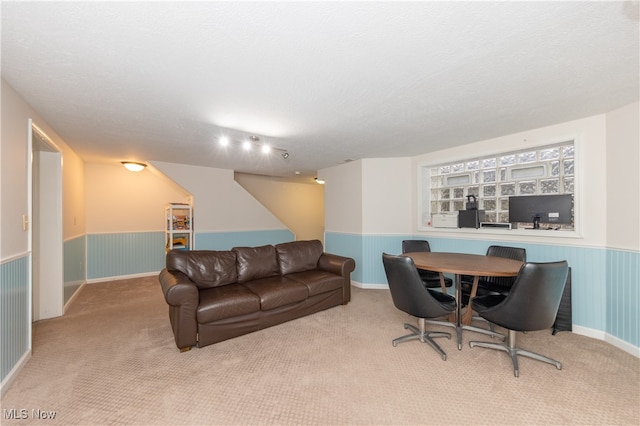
[403, 251, 523, 277]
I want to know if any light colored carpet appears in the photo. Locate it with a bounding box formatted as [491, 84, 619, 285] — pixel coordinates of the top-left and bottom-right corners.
[2, 276, 639, 425]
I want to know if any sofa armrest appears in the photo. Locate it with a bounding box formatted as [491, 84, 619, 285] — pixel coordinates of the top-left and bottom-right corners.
[318, 253, 355, 276]
[160, 268, 199, 305]
[158, 268, 199, 350]
[318, 253, 356, 304]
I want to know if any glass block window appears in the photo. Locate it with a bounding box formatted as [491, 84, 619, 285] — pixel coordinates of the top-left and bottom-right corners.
[421, 141, 575, 229]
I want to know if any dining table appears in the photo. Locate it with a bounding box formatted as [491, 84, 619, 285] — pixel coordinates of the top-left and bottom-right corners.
[402, 251, 524, 350]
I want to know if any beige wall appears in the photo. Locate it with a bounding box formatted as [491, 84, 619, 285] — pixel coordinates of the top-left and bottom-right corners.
[411, 114, 608, 246]
[320, 159, 363, 234]
[85, 162, 190, 233]
[362, 158, 413, 235]
[151, 161, 287, 233]
[60, 139, 86, 241]
[321, 157, 414, 236]
[606, 101, 640, 251]
[235, 173, 324, 242]
[1, 78, 86, 258]
[1, 79, 31, 257]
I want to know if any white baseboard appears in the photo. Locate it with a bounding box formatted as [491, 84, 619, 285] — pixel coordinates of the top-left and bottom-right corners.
[571, 325, 605, 340]
[604, 332, 640, 358]
[86, 271, 159, 284]
[0, 350, 31, 397]
[572, 325, 639, 358]
[351, 281, 389, 290]
[64, 281, 86, 313]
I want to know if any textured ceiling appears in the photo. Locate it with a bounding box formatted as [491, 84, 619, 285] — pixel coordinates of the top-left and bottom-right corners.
[2, 1, 638, 181]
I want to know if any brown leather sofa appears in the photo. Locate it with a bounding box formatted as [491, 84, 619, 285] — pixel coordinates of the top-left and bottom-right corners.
[159, 239, 356, 351]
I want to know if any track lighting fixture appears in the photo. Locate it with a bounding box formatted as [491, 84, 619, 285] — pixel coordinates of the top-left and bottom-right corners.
[217, 135, 289, 160]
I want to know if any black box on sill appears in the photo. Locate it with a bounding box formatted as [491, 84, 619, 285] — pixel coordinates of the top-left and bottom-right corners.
[458, 210, 485, 229]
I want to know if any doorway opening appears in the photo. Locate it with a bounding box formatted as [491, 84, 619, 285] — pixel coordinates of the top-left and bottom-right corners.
[30, 121, 63, 321]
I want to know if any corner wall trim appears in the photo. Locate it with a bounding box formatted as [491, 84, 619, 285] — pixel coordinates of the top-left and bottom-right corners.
[0, 350, 31, 397]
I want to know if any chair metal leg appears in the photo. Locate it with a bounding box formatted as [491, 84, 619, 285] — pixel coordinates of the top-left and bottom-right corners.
[516, 348, 562, 371]
[392, 318, 451, 361]
[392, 324, 424, 345]
[424, 319, 462, 352]
[469, 329, 562, 377]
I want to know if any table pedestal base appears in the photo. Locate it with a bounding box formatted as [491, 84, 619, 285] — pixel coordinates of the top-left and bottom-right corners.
[426, 319, 504, 350]
[404, 251, 522, 350]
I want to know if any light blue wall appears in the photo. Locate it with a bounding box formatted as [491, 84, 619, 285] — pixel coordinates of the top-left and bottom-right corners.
[87, 232, 165, 279]
[195, 230, 295, 250]
[64, 235, 86, 285]
[85, 230, 296, 279]
[1, 255, 30, 383]
[325, 232, 639, 347]
[606, 249, 640, 346]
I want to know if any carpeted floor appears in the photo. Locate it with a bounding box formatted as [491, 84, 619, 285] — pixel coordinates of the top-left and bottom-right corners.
[2, 276, 639, 425]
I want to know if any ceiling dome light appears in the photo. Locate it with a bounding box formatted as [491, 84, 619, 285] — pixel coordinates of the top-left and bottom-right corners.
[242, 141, 252, 151]
[121, 161, 147, 172]
[219, 136, 229, 146]
[261, 144, 271, 154]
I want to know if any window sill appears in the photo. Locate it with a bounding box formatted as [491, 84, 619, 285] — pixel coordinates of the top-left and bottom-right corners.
[418, 225, 582, 240]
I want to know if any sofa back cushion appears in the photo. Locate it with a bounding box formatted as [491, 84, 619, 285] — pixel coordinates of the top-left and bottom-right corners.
[232, 245, 280, 283]
[166, 250, 238, 289]
[276, 240, 324, 275]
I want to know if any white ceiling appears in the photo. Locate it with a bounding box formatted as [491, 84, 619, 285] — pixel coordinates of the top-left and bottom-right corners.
[2, 1, 638, 181]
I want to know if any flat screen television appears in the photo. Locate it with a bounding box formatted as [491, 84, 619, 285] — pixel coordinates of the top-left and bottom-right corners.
[508, 194, 573, 229]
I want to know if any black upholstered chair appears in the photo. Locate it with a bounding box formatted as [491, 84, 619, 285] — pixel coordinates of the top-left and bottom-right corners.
[401, 240, 453, 293]
[382, 253, 457, 361]
[461, 245, 526, 306]
[469, 261, 569, 377]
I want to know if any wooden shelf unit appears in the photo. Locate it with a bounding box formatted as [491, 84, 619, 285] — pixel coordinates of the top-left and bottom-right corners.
[165, 203, 193, 251]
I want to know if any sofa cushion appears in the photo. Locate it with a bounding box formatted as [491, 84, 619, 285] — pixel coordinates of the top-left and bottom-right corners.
[232, 245, 280, 283]
[284, 270, 344, 297]
[166, 249, 237, 289]
[275, 240, 323, 275]
[243, 276, 309, 311]
[197, 284, 261, 323]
